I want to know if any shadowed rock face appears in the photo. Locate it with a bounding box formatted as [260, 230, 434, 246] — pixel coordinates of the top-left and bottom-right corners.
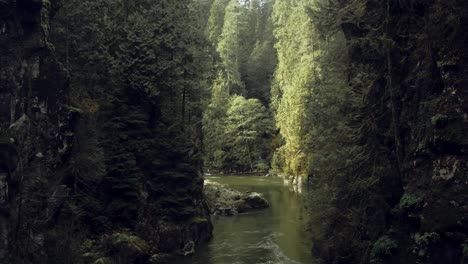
[337, 0, 468, 263]
[0, 0, 78, 261]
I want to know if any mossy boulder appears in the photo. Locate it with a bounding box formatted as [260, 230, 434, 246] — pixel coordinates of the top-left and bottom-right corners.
[235, 193, 270, 213]
[204, 184, 269, 215]
[82, 230, 151, 264]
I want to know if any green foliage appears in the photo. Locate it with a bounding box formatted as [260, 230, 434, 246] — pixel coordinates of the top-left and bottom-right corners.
[101, 103, 147, 226]
[224, 95, 273, 171]
[271, 0, 350, 178]
[206, 0, 230, 47]
[112, 14, 160, 98]
[203, 0, 277, 173]
[15, 0, 466, 263]
[298, 0, 468, 263]
[94, 0, 212, 225]
[245, 39, 277, 103]
[271, 0, 316, 177]
[203, 73, 231, 170]
[203, 93, 273, 172]
[44, 0, 214, 261]
[272, 1, 403, 263]
[217, 0, 247, 94]
[254, 160, 270, 172]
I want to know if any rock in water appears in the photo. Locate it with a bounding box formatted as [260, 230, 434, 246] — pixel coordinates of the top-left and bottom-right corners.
[204, 184, 270, 215]
[236, 192, 270, 213]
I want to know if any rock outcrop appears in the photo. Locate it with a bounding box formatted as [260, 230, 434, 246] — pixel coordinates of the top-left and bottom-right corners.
[0, 0, 79, 261]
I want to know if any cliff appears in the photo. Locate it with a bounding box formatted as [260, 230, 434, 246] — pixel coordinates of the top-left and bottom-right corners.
[340, 0, 468, 262]
[0, 1, 212, 263]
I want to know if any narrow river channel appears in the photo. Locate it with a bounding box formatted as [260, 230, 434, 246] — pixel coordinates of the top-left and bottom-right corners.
[177, 175, 316, 264]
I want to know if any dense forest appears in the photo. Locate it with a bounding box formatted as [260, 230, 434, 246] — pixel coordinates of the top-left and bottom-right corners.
[0, 0, 466, 263]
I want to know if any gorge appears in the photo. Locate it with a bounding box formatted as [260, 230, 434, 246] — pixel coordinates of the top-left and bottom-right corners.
[0, 0, 466, 263]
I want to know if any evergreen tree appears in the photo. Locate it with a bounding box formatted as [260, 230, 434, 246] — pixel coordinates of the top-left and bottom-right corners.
[238, 0, 259, 84]
[192, 0, 216, 29]
[217, 0, 246, 95]
[271, 0, 318, 180]
[202, 73, 231, 171]
[4, 0, 466, 263]
[205, 0, 231, 47]
[224, 95, 273, 172]
[47, 0, 215, 261]
[202, 0, 277, 173]
[245, 0, 277, 103]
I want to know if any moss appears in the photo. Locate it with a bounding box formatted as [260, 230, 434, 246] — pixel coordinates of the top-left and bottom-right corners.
[108, 231, 149, 252]
[81, 230, 150, 263]
[398, 193, 424, 211]
[370, 236, 398, 264]
[431, 114, 448, 128]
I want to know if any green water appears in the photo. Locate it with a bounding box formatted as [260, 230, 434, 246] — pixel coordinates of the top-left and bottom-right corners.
[178, 175, 316, 264]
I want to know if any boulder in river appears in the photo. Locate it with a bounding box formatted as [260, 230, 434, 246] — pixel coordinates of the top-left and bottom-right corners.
[235, 192, 270, 213]
[204, 184, 269, 215]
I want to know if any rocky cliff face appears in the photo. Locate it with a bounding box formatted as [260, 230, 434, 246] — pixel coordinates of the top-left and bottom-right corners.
[398, 2, 468, 262]
[0, 0, 79, 261]
[340, 0, 468, 262]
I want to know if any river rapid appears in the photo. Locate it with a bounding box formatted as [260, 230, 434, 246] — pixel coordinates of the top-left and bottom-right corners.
[176, 175, 316, 264]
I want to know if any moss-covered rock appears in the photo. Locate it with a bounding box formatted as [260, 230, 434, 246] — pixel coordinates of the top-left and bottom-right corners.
[82, 230, 151, 264]
[204, 183, 269, 215]
[370, 236, 398, 264]
[397, 193, 424, 211]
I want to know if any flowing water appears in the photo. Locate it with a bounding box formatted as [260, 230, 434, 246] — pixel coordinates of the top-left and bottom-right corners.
[177, 175, 316, 264]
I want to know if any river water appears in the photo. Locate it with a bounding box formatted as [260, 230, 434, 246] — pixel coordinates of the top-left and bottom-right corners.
[177, 175, 316, 264]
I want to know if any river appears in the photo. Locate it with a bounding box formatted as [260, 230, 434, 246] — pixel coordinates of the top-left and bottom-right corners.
[176, 175, 316, 264]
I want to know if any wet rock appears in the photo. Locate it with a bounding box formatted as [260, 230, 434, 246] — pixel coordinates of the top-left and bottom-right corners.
[204, 184, 270, 216]
[236, 192, 270, 213]
[181, 240, 195, 256]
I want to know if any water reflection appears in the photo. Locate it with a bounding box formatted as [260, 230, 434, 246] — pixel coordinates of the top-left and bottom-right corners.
[176, 175, 316, 264]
